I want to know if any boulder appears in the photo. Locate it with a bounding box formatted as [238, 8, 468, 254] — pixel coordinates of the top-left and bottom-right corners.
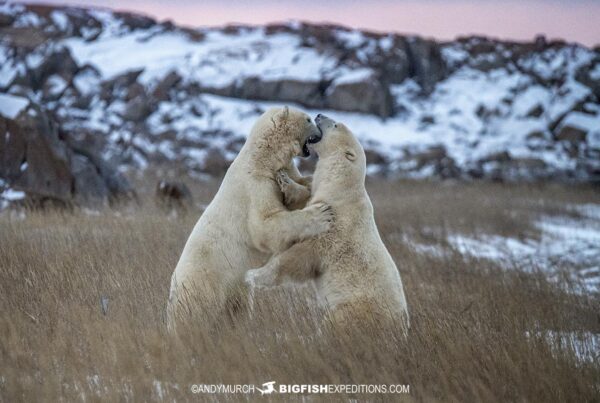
[220, 77, 328, 112]
[364, 149, 387, 165]
[370, 37, 411, 84]
[201, 148, 231, 176]
[526, 130, 546, 140]
[406, 38, 447, 93]
[404, 145, 460, 178]
[124, 82, 146, 101]
[277, 79, 324, 108]
[6, 105, 74, 201]
[575, 62, 600, 100]
[0, 27, 48, 49]
[156, 180, 193, 210]
[0, 115, 27, 182]
[234, 77, 281, 101]
[478, 151, 511, 164]
[225, 137, 246, 154]
[555, 125, 587, 143]
[180, 27, 204, 42]
[71, 154, 109, 206]
[122, 97, 155, 122]
[0, 12, 15, 27]
[420, 115, 436, 125]
[151, 71, 181, 102]
[413, 145, 447, 169]
[525, 104, 545, 118]
[326, 74, 394, 117]
[497, 158, 549, 181]
[0, 98, 134, 207]
[100, 69, 144, 101]
[64, 140, 135, 201]
[29, 47, 79, 90]
[114, 11, 156, 30]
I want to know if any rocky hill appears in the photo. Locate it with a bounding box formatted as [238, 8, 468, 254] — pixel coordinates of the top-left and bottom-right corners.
[1, 2, 599, 207]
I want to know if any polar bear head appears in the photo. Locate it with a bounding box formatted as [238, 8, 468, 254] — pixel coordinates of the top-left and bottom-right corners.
[248, 106, 322, 171]
[309, 114, 366, 192]
[311, 114, 366, 168]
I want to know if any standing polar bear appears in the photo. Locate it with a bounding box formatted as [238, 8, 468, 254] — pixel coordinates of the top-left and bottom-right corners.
[247, 115, 409, 331]
[167, 107, 333, 329]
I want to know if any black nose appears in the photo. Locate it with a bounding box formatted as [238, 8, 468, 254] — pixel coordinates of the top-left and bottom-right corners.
[316, 114, 322, 118]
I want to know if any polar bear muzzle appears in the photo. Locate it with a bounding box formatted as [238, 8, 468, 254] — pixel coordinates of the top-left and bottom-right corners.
[315, 113, 336, 134]
[302, 120, 323, 157]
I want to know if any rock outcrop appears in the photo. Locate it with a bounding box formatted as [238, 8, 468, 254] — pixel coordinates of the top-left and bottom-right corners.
[0, 1, 598, 201]
[0, 93, 133, 207]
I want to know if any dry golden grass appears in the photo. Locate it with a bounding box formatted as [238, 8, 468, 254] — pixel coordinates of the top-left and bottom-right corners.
[0, 179, 599, 402]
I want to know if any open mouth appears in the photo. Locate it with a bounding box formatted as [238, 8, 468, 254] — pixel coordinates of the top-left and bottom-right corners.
[302, 127, 323, 157]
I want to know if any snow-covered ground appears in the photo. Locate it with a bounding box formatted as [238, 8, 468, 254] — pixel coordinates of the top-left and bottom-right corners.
[403, 204, 600, 295]
[525, 330, 600, 364]
[0, 93, 29, 119]
[55, 22, 600, 177]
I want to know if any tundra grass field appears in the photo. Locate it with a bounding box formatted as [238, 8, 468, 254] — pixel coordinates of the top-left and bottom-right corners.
[1, 179, 599, 402]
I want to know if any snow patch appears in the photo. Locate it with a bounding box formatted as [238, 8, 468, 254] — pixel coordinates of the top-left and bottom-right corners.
[1, 188, 25, 201]
[558, 112, 600, 133]
[0, 93, 29, 119]
[336, 29, 366, 48]
[590, 64, 600, 80]
[446, 212, 600, 294]
[526, 330, 600, 364]
[333, 68, 374, 85]
[50, 11, 69, 31]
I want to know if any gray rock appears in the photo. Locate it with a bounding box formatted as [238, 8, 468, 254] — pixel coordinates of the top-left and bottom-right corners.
[8, 105, 74, 201]
[406, 38, 447, 93]
[1, 100, 134, 207]
[404, 145, 460, 178]
[364, 149, 388, 165]
[71, 154, 109, 206]
[151, 71, 181, 102]
[100, 69, 144, 101]
[0, 116, 27, 182]
[0, 13, 15, 27]
[555, 125, 587, 143]
[156, 180, 193, 210]
[277, 79, 324, 108]
[0, 27, 48, 49]
[201, 148, 231, 176]
[479, 151, 512, 164]
[525, 104, 545, 118]
[575, 61, 600, 100]
[114, 11, 156, 30]
[326, 76, 394, 117]
[29, 47, 79, 90]
[122, 97, 154, 122]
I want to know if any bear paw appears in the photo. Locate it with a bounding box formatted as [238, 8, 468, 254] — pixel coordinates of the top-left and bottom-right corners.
[302, 201, 334, 238]
[276, 170, 292, 191]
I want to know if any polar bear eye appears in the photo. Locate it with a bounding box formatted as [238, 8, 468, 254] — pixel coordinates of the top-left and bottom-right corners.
[334, 124, 338, 128]
[306, 118, 311, 122]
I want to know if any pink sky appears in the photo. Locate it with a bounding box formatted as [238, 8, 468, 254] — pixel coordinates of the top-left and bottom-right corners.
[17, 0, 600, 46]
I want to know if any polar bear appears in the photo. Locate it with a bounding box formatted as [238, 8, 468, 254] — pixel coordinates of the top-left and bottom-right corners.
[246, 114, 409, 331]
[167, 107, 334, 329]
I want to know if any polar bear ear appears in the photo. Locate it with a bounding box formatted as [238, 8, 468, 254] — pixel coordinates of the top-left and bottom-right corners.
[280, 106, 290, 119]
[345, 150, 357, 161]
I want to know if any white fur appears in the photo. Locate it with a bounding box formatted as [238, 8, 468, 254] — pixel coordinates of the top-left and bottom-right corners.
[166, 107, 333, 329]
[247, 117, 409, 330]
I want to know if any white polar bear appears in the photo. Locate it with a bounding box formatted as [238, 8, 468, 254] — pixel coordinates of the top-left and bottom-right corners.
[246, 114, 409, 331]
[167, 107, 333, 329]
